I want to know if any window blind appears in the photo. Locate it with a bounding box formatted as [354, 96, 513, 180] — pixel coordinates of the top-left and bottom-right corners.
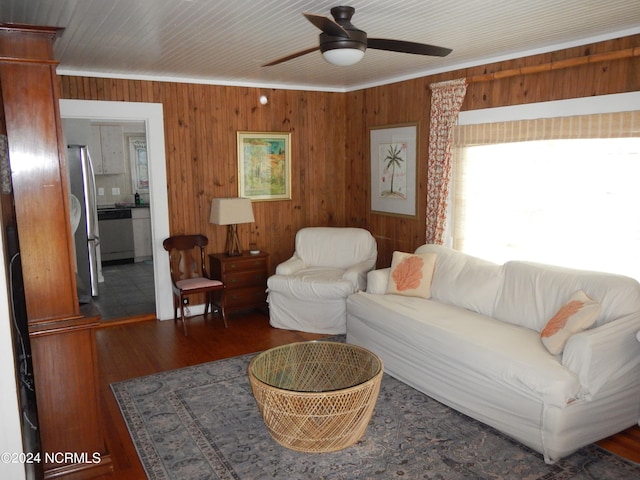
[452, 111, 640, 145]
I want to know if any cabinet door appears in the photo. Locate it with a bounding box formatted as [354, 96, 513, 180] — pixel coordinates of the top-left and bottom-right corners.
[90, 125, 105, 174]
[90, 125, 125, 174]
[132, 208, 153, 260]
[99, 125, 125, 174]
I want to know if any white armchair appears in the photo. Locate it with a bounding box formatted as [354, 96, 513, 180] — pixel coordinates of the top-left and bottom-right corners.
[267, 227, 378, 334]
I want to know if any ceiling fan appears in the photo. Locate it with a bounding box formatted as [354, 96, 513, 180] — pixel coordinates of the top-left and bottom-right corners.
[263, 5, 452, 67]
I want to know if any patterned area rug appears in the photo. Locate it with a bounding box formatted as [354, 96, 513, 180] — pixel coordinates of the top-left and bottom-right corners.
[112, 342, 640, 480]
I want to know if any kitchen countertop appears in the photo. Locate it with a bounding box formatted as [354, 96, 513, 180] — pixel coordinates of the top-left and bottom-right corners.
[97, 203, 150, 210]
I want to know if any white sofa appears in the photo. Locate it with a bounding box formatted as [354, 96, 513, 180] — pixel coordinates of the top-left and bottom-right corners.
[346, 244, 640, 464]
[267, 227, 377, 334]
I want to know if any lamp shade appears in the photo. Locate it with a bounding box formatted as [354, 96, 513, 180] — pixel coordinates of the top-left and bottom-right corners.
[210, 197, 255, 225]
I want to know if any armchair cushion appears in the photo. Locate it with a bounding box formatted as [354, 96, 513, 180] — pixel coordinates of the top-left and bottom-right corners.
[274, 257, 306, 275]
[267, 268, 355, 300]
[293, 227, 378, 270]
[344, 260, 376, 292]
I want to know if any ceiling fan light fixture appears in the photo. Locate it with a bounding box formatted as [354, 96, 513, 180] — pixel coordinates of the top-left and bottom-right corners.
[322, 48, 365, 66]
[262, 6, 452, 68]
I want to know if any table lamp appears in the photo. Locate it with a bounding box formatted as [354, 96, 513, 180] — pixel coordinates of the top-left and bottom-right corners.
[210, 197, 255, 256]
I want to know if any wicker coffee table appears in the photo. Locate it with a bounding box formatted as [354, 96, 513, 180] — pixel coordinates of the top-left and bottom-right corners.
[248, 340, 383, 453]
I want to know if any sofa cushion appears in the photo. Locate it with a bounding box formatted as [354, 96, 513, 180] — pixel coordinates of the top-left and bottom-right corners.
[386, 251, 437, 299]
[562, 312, 640, 396]
[414, 244, 503, 317]
[494, 261, 640, 332]
[366, 268, 391, 295]
[540, 290, 600, 355]
[346, 292, 583, 406]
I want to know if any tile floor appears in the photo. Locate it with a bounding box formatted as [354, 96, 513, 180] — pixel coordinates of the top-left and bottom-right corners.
[93, 260, 156, 321]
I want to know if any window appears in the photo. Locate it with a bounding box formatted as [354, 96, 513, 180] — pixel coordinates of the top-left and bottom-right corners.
[450, 96, 640, 281]
[452, 138, 640, 280]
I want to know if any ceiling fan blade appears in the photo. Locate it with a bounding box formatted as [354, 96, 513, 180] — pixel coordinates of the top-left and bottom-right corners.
[368, 38, 452, 57]
[303, 12, 350, 38]
[261, 46, 320, 67]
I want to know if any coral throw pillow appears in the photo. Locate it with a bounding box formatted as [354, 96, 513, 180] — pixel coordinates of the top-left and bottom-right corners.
[386, 251, 437, 299]
[540, 290, 600, 355]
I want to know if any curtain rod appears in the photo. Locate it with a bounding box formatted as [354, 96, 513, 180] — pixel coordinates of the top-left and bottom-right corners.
[467, 46, 640, 84]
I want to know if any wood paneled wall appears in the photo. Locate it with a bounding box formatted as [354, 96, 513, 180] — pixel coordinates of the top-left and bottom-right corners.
[60, 33, 639, 270]
[346, 34, 640, 266]
[59, 80, 347, 269]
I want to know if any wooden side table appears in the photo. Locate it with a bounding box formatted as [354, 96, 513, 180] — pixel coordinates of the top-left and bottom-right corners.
[209, 251, 269, 314]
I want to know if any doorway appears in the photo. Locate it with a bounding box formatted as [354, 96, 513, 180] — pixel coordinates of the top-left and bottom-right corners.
[59, 99, 174, 321]
[63, 118, 153, 320]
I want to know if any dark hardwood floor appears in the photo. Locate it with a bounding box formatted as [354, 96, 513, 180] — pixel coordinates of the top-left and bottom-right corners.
[95, 313, 640, 479]
[95, 312, 327, 479]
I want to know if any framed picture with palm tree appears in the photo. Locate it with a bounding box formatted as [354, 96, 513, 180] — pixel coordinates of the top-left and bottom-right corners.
[369, 123, 418, 217]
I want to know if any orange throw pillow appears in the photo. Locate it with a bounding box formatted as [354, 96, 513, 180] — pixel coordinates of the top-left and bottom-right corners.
[386, 251, 437, 299]
[540, 290, 600, 355]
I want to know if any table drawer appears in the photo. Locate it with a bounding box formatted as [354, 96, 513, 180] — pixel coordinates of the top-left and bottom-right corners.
[224, 286, 267, 308]
[221, 257, 267, 273]
[225, 270, 268, 288]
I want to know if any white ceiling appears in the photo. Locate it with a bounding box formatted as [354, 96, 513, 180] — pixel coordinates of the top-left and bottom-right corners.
[2, 0, 640, 92]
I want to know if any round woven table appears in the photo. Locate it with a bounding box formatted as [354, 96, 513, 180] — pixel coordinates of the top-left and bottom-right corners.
[248, 340, 383, 453]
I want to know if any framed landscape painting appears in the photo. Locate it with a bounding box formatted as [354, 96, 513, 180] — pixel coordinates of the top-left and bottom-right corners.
[237, 132, 291, 201]
[369, 123, 418, 217]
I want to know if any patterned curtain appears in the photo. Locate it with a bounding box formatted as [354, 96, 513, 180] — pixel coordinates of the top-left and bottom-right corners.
[426, 78, 467, 244]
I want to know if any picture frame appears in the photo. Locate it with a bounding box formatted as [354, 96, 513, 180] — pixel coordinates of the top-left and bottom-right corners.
[237, 131, 291, 201]
[369, 123, 418, 217]
[128, 135, 149, 193]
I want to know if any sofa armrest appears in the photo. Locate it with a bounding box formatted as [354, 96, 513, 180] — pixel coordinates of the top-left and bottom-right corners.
[365, 268, 391, 294]
[343, 260, 376, 291]
[274, 256, 305, 275]
[562, 312, 640, 398]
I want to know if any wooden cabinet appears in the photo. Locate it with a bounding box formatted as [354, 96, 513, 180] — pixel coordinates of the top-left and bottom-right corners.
[0, 25, 112, 479]
[91, 124, 125, 174]
[209, 251, 269, 314]
[132, 207, 152, 261]
[29, 315, 113, 479]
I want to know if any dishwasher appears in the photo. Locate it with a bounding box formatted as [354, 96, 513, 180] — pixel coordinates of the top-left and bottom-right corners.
[97, 209, 135, 263]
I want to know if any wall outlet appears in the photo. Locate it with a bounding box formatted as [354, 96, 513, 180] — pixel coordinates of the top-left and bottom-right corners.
[111, 187, 120, 195]
[98, 187, 105, 196]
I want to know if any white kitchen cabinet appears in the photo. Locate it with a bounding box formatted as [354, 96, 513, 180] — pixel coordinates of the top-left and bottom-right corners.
[132, 207, 153, 261]
[91, 124, 125, 174]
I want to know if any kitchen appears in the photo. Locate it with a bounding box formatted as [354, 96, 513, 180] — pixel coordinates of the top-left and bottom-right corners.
[64, 118, 155, 321]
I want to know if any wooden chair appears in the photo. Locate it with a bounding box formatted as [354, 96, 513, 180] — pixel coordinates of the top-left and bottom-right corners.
[162, 234, 227, 335]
